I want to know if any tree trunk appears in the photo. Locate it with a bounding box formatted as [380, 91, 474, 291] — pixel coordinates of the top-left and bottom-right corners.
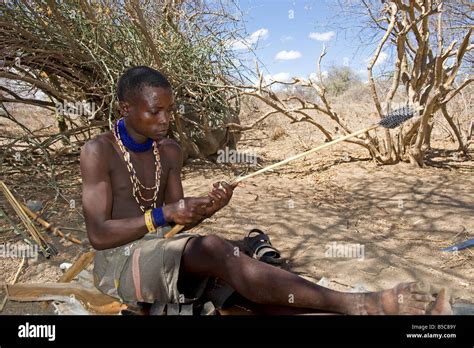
[408, 145, 424, 167]
[441, 105, 466, 152]
[421, 122, 433, 152]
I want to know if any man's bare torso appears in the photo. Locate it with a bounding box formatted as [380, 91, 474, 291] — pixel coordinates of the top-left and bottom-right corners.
[91, 131, 175, 219]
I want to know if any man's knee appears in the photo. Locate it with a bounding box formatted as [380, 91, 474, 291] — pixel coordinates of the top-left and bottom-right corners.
[198, 235, 233, 259]
[182, 235, 237, 277]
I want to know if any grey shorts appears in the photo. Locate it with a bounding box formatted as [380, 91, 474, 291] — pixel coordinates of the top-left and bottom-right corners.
[93, 226, 234, 308]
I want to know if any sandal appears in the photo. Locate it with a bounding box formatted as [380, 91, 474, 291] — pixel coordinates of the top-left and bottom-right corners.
[243, 229, 284, 265]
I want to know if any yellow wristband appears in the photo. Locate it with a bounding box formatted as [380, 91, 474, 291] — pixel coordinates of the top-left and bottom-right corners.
[144, 210, 156, 233]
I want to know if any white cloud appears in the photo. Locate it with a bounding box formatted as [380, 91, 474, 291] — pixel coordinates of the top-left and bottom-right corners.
[375, 51, 388, 66]
[356, 69, 368, 83]
[230, 40, 248, 50]
[269, 72, 292, 82]
[308, 71, 328, 82]
[366, 51, 388, 66]
[263, 72, 292, 84]
[280, 35, 293, 43]
[249, 28, 269, 42]
[230, 28, 269, 50]
[275, 50, 302, 60]
[308, 31, 335, 41]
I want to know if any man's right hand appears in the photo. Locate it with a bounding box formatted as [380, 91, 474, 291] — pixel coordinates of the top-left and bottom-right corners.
[163, 197, 213, 225]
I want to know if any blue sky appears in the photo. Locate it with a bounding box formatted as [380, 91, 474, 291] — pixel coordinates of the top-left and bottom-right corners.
[233, 0, 389, 83]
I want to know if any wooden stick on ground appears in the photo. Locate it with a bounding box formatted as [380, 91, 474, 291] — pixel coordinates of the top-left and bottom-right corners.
[36, 251, 97, 312]
[164, 123, 379, 238]
[0, 206, 34, 246]
[0, 284, 9, 313]
[7, 282, 126, 315]
[0, 181, 56, 257]
[59, 251, 96, 283]
[20, 203, 83, 245]
[0, 256, 26, 313]
[11, 256, 26, 285]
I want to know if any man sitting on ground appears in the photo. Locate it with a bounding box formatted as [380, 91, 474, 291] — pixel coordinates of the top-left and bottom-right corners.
[80, 66, 452, 315]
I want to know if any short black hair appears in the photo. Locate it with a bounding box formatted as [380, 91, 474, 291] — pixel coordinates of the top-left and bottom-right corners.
[117, 66, 171, 102]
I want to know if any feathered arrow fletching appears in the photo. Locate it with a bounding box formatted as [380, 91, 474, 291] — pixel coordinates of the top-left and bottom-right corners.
[379, 105, 415, 129]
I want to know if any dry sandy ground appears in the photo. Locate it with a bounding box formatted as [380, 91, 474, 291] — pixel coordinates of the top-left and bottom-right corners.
[186, 139, 474, 304]
[0, 108, 473, 314]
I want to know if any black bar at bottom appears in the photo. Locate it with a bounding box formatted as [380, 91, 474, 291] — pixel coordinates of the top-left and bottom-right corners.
[0, 315, 471, 347]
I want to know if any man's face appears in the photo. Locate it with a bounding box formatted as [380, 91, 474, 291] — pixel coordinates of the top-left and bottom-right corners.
[120, 85, 174, 141]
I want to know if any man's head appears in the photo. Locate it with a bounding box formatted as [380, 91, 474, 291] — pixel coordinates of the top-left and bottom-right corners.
[117, 66, 174, 141]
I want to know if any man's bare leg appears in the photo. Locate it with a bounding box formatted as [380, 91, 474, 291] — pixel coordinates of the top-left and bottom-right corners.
[180, 235, 445, 315]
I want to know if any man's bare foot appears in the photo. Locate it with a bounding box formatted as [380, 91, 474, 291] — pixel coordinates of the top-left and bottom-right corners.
[428, 288, 453, 315]
[350, 282, 435, 315]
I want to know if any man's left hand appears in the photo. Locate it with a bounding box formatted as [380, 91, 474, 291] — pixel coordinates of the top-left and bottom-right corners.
[206, 181, 236, 215]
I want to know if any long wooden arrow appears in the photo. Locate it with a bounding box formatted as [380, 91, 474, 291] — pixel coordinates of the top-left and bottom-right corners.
[165, 105, 417, 238]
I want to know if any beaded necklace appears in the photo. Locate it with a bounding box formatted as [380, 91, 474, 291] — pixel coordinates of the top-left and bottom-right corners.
[113, 118, 161, 212]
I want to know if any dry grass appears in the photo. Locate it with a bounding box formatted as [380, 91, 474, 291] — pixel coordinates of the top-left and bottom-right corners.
[270, 126, 287, 141]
